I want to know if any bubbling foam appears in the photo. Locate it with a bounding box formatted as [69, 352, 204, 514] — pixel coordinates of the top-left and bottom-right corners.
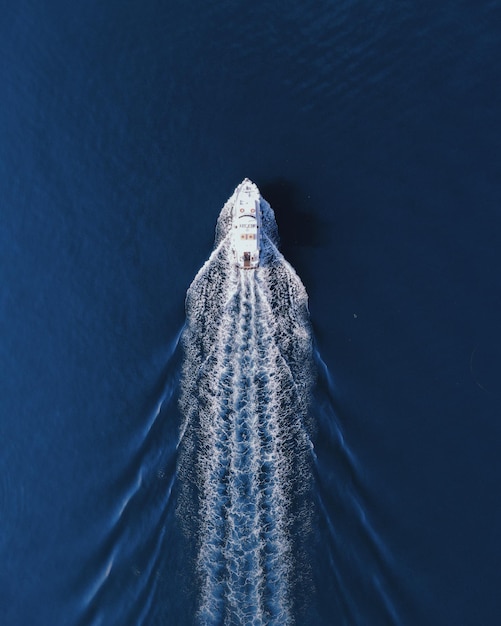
[178, 184, 313, 625]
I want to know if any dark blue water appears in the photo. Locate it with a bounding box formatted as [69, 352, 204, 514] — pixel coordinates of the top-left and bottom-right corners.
[1, 1, 500, 624]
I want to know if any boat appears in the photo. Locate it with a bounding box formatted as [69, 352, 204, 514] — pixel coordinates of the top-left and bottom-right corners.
[231, 178, 262, 269]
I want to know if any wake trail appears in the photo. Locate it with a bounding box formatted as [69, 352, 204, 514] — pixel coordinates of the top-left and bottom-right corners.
[178, 188, 314, 625]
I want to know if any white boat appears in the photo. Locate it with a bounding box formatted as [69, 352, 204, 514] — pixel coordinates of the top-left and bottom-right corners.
[231, 178, 262, 269]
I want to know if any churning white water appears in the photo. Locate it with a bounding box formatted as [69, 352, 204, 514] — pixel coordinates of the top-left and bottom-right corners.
[178, 185, 314, 625]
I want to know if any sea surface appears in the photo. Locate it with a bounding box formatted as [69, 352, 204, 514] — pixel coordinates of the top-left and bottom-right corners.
[1, 1, 501, 625]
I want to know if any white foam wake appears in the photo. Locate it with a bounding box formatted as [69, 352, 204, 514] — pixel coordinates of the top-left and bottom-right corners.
[178, 187, 313, 625]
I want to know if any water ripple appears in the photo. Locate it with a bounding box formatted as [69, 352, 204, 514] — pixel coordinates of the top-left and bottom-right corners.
[312, 349, 401, 625]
